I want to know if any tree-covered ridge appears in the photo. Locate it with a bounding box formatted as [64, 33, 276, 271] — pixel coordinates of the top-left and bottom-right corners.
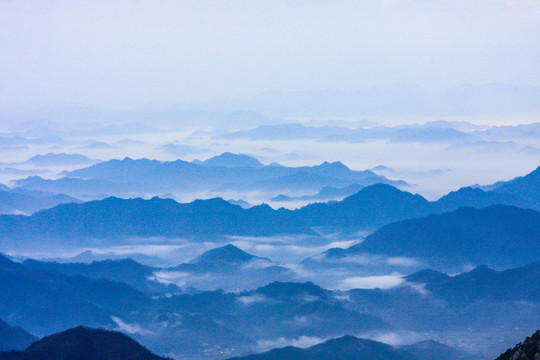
[496, 330, 540, 360]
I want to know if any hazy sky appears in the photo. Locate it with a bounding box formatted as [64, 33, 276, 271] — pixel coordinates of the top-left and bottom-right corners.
[1, 0, 539, 113]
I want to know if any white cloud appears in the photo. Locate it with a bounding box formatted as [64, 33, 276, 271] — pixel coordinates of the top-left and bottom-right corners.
[256, 335, 326, 352]
[238, 294, 268, 306]
[386, 256, 421, 267]
[336, 275, 405, 290]
[111, 316, 154, 336]
[357, 331, 426, 346]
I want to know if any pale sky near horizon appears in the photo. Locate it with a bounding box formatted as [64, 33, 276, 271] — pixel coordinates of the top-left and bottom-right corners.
[1, 0, 539, 113]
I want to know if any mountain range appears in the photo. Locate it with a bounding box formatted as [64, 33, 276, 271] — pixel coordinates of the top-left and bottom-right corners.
[345, 261, 540, 332]
[13, 154, 405, 200]
[227, 334, 471, 360]
[2, 168, 540, 268]
[1, 246, 538, 358]
[228, 335, 418, 360]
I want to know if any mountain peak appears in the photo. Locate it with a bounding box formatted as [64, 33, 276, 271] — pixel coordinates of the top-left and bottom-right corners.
[197, 152, 264, 168]
[317, 161, 350, 171]
[195, 244, 258, 264]
[344, 183, 426, 203]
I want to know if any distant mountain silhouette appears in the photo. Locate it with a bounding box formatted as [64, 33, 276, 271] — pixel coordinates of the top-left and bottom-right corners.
[0, 188, 78, 215]
[496, 330, 540, 360]
[0, 319, 36, 352]
[221, 123, 475, 144]
[347, 205, 540, 268]
[0, 326, 168, 360]
[227, 335, 417, 360]
[15, 155, 403, 198]
[193, 152, 264, 168]
[26, 153, 97, 166]
[271, 183, 366, 202]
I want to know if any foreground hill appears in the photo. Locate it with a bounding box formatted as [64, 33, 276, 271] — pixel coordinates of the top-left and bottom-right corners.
[228, 335, 417, 360]
[0, 326, 168, 360]
[347, 205, 540, 269]
[0, 320, 36, 352]
[496, 330, 540, 360]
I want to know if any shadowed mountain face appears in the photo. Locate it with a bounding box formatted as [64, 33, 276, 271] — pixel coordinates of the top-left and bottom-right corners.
[347, 205, 540, 269]
[296, 183, 432, 231]
[20, 258, 173, 295]
[2, 175, 540, 262]
[404, 261, 540, 303]
[496, 330, 540, 360]
[0, 252, 391, 358]
[344, 261, 540, 335]
[0, 183, 439, 251]
[0, 320, 36, 352]
[0, 326, 168, 360]
[227, 335, 418, 360]
[0, 197, 313, 250]
[0, 254, 149, 336]
[489, 166, 540, 209]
